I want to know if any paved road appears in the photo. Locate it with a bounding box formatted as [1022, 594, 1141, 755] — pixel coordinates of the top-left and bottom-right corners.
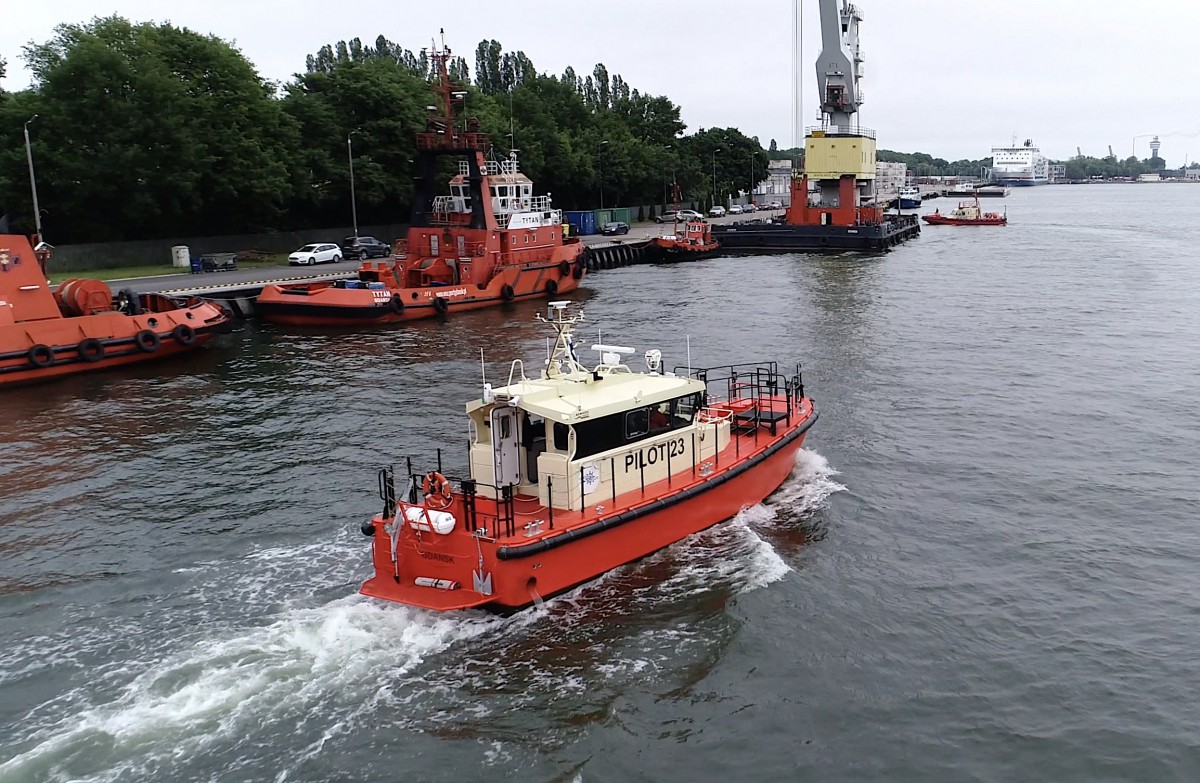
[114, 209, 787, 294]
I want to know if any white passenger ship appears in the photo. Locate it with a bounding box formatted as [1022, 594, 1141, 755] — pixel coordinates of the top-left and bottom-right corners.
[990, 139, 1048, 186]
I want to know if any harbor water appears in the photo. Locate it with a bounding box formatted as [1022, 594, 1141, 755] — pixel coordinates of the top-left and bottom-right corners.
[2, 184, 1199, 781]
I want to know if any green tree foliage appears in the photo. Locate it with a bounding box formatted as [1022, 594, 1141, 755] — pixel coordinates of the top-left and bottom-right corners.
[0, 24, 776, 242]
[1063, 154, 1159, 180]
[4, 16, 298, 241]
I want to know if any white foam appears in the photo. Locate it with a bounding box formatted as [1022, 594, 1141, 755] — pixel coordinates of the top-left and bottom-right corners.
[0, 597, 504, 782]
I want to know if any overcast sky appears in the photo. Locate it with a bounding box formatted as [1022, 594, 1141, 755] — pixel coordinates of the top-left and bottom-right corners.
[5, 1, 1200, 164]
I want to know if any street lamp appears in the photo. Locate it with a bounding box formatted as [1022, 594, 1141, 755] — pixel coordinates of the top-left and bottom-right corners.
[712, 147, 722, 210]
[598, 140, 609, 210]
[347, 130, 361, 238]
[23, 115, 43, 240]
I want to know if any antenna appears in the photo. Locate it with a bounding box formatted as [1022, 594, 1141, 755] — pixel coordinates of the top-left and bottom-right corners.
[480, 347, 486, 384]
[686, 334, 692, 375]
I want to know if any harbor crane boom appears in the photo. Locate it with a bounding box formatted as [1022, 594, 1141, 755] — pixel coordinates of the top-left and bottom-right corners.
[816, 0, 865, 129]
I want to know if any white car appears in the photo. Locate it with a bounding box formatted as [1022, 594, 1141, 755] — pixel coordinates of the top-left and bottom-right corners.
[288, 243, 342, 265]
[768, 201, 783, 210]
[676, 209, 705, 221]
[709, 206, 726, 217]
[728, 205, 744, 215]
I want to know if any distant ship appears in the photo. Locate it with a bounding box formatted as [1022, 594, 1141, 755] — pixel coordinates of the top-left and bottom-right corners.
[898, 185, 921, 209]
[990, 139, 1048, 186]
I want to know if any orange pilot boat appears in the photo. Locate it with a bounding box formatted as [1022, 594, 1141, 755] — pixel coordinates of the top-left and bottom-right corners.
[359, 302, 819, 612]
[255, 42, 584, 328]
[922, 196, 1008, 226]
[0, 234, 230, 387]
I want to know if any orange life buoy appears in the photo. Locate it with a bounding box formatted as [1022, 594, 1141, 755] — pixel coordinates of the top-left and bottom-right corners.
[421, 471, 453, 509]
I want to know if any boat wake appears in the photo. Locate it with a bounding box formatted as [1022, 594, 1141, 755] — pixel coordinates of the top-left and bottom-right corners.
[0, 540, 508, 783]
[0, 451, 844, 781]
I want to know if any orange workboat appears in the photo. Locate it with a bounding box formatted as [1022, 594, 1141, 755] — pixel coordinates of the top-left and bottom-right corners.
[256, 42, 584, 327]
[0, 234, 230, 387]
[922, 196, 1007, 226]
[651, 219, 720, 262]
[359, 302, 818, 612]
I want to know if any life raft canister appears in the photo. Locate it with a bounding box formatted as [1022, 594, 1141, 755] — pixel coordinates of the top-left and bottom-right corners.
[433, 296, 448, 314]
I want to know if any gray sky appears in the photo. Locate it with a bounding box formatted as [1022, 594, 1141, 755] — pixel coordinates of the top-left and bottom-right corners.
[6, 1, 1199, 163]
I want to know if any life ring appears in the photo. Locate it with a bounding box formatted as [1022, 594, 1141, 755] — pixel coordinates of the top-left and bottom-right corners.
[135, 329, 161, 352]
[422, 471, 453, 509]
[545, 279, 558, 295]
[558, 260, 571, 277]
[500, 284, 515, 301]
[572, 260, 585, 280]
[27, 344, 54, 368]
[388, 294, 405, 315]
[171, 324, 196, 346]
[433, 296, 448, 314]
[76, 338, 104, 362]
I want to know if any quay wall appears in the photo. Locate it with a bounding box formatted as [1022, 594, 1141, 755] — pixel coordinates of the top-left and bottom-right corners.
[48, 223, 409, 272]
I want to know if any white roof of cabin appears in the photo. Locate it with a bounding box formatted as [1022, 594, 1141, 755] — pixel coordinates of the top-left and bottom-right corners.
[468, 367, 704, 422]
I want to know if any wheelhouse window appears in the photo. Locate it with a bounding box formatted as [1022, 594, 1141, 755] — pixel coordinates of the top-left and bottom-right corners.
[625, 408, 649, 439]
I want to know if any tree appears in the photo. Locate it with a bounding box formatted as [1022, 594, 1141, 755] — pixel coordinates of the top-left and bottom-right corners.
[13, 16, 299, 241]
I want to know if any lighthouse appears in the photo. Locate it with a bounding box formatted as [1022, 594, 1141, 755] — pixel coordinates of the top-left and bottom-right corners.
[1150, 136, 1162, 159]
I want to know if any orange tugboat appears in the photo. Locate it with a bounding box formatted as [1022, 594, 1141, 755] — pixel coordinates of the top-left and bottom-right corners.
[651, 219, 720, 262]
[359, 302, 818, 612]
[651, 183, 721, 262]
[922, 196, 1007, 226]
[256, 42, 584, 327]
[0, 234, 231, 386]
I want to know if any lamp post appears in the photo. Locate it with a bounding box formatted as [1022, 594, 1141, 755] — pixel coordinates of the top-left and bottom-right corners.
[712, 147, 722, 210]
[23, 115, 43, 240]
[347, 130, 360, 238]
[598, 140, 609, 210]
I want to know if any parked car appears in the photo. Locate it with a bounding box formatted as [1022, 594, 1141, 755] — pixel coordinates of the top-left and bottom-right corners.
[288, 243, 342, 265]
[768, 200, 784, 210]
[600, 221, 630, 236]
[676, 209, 704, 221]
[709, 206, 726, 218]
[743, 203, 757, 213]
[654, 211, 679, 224]
[343, 235, 391, 260]
[728, 205, 744, 215]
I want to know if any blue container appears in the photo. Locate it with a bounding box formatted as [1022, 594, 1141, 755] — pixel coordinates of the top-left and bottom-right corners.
[366, 281, 386, 290]
[343, 280, 363, 289]
[564, 210, 597, 236]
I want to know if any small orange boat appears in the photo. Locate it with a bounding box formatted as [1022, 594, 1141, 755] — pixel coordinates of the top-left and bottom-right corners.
[651, 219, 720, 262]
[256, 42, 584, 327]
[0, 234, 231, 387]
[359, 302, 818, 612]
[922, 196, 1007, 226]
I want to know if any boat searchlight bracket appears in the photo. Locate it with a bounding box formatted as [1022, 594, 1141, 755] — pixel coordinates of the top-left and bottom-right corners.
[645, 349, 662, 373]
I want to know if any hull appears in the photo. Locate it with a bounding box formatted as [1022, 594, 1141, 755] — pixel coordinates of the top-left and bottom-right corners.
[0, 298, 230, 386]
[898, 198, 922, 209]
[922, 215, 1006, 226]
[712, 216, 920, 252]
[257, 259, 584, 327]
[993, 178, 1046, 187]
[361, 398, 817, 612]
[650, 238, 721, 263]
